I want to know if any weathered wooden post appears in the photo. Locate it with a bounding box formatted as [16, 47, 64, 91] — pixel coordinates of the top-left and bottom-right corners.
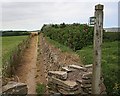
[92, 4, 104, 94]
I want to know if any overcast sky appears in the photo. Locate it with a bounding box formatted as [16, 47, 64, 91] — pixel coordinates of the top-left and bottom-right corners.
[0, 0, 119, 31]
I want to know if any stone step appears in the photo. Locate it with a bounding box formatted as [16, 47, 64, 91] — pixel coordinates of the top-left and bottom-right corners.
[48, 71, 67, 80]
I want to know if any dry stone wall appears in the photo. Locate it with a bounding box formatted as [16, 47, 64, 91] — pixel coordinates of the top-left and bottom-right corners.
[38, 34, 106, 95]
[48, 64, 106, 95]
[38, 34, 65, 73]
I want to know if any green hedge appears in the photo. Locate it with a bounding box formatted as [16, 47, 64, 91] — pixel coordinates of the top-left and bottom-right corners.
[41, 23, 119, 51]
[2, 31, 30, 36]
[103, 32, 120, 42]
[42, 23, 94, 51]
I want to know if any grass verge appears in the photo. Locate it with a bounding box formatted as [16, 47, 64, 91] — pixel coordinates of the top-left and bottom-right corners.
[46, 36, 73, 53]
[76, 41, 120, 95]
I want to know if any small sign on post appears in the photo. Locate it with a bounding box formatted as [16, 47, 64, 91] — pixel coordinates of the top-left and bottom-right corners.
[89, 17, 96, 25]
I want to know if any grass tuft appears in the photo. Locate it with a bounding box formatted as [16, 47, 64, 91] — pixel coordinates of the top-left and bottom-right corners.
[36, 83, 46, 95]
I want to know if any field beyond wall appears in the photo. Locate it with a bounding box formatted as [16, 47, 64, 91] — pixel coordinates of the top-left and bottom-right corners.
[1, 35, 29, 78]
[2, 36, 28, 65]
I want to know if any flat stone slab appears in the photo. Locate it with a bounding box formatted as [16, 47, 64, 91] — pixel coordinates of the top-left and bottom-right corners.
[57, 87, 81, 95]
[57, 85, 78, 91]
[81, 84, 91, 88]
[82, 72, 92, 78]
[62, 66, 72, 72]
[2, 81, 28, 94]
[77, 79, 91, 85]
[51, 77, 78, 89]
[69, 65, 87, 71]
[85, 64, 93, 68]
[48, 71, 67, 80]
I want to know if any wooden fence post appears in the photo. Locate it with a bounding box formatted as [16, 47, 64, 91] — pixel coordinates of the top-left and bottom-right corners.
[92, 4, 104, 94]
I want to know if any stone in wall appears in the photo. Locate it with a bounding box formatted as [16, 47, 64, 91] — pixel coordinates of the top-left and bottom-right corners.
[61, 66, 72, 72]
[69, 64, 87, 71]
[1, 81, 27, 95]
[48, 71, 67, 80]
[84, 64, 93, 68]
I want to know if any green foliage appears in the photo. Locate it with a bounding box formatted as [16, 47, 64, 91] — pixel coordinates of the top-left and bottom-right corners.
[2, 36, 28, 62]
[103, 32, 120, 42]
[36, 83, 46, 95]
[41, 23, 120, 51]
[60, 22, 66, 28]
[42, 23, 94, 51]
[76, 41, 120, 95]
[76, 45, 93, 65]
[46, 36, 73, 52]
[41, 23, 119, 51]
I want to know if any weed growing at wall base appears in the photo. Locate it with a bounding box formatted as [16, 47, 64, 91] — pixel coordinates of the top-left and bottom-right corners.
[36, 83, 46, 95]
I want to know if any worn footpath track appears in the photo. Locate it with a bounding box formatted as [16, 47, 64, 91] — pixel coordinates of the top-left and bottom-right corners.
[15, 35, 38, 94]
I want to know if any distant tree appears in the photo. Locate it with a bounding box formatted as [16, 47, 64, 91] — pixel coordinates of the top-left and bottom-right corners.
[60, 22, 66, 28]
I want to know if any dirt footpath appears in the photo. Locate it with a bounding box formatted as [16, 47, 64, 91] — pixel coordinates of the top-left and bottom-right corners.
[14, 33, 82, 94]
[36, 36, 47, 85]
[15, 35, 38, 94]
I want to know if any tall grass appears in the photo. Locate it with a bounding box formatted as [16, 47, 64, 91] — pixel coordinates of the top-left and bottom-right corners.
[76, 41, 119, 95]
[46, 36, 73, 53]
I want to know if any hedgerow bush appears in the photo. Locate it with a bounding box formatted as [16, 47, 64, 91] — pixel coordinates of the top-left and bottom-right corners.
[41, 23, 119, 51]
[41, 23, 94, 51]
[103, 32, 120, 42]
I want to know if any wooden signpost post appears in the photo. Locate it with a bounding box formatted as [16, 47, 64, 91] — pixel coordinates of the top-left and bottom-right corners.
[91, 4, 104, 94]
